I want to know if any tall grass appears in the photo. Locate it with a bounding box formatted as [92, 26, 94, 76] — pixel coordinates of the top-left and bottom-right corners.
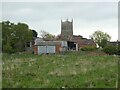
[2, 51, 118, 88]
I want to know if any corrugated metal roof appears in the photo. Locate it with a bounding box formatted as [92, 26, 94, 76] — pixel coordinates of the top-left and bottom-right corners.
[35, 41, 67, 46]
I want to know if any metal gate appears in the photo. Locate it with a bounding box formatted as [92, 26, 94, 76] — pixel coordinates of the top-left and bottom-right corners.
[47, 46, 55, 53]
[38, 46, 55, 54]
[38, 46, 46, 54]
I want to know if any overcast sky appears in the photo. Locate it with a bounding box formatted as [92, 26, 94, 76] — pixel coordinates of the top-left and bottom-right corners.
[2, 2, 118, 41]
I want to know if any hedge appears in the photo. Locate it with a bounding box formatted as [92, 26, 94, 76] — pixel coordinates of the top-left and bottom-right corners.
[81, 46, 97, 51]
[103, 45, 118, 55]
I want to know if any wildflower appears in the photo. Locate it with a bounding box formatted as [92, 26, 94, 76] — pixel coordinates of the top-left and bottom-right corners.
[29, 63, 31, 67]
[2, 62, 4, 65]
[20, 71, 23, 75]
[6, 67, 9, 70]
[61, 86, 65, 89]
[16, 82, 19, 86]
[71, 70, 77, 75]
[11, 65, 14, 70]
[46, 79, 50, 83]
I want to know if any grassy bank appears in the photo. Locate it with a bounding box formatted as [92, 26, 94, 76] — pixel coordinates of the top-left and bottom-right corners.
[2, 51, 118, 88]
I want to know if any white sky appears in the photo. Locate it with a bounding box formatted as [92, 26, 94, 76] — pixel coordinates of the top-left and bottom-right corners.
[1, 0, 119, 41]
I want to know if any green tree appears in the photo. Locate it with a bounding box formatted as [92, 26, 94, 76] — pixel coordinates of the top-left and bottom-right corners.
[2, 21, 33, 53]
[103, 45, 117, 55]
[40, 30, 55, 41]
[13, 23, 32, 52]
[0, 22, 2, 53]
[2, 21, 14, 53]
[32, 30, 38, 38]
[90, 30, 111, 48]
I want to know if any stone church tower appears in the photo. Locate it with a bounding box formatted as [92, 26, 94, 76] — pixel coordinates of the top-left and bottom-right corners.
[61, 19, 73, 40]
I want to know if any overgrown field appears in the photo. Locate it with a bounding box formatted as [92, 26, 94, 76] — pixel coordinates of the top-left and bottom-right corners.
[2, 51, 118, 88]
[0, 53, 2, 89]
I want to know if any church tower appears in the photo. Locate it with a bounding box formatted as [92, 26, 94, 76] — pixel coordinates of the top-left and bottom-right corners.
[61, 19, 73, 40]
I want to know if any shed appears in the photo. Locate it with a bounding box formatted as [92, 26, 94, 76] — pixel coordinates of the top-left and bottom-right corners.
[34, 41, 67, 54]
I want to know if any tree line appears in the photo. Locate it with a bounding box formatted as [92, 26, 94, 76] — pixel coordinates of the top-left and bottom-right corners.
[1, 20, 119, 55]
[2, 21, 38, 53]
[90, 31, 119, 55]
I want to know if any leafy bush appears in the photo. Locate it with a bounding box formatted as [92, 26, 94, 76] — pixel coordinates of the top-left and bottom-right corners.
[3, 43, 13, 53]
[103, 45, 117, 55]
[117, 45, 120, 55]
[81, 46, 97, 51]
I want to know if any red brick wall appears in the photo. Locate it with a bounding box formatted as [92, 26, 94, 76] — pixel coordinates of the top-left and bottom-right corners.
[34, 46, 38, 54]
[56, 44, 61, 53]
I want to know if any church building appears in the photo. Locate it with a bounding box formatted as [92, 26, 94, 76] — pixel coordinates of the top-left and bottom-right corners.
[59, 19, 96, 51]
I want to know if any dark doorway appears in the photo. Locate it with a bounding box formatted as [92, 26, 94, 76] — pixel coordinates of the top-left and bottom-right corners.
[67, 41, 76, 50]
